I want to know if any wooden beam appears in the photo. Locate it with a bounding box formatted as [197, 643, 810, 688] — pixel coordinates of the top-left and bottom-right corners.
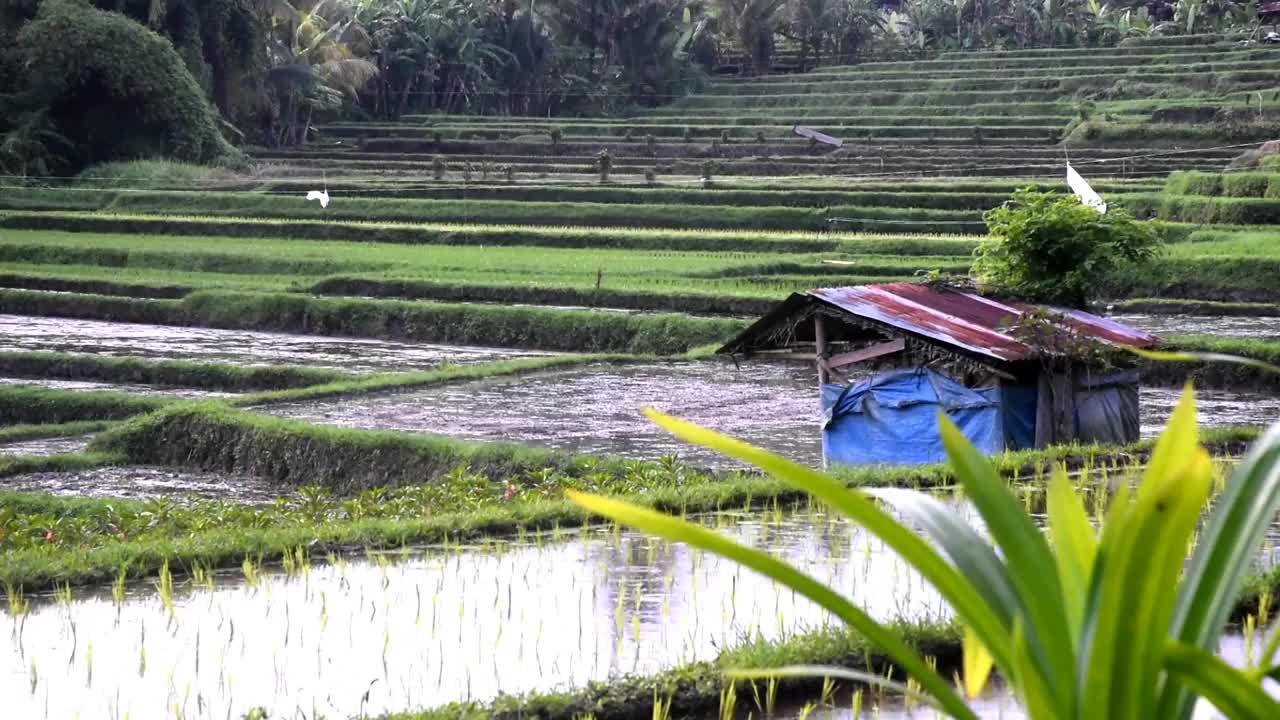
[793, 125, 844, 148]
[814, 315, 829, 385]
[825, 338, 906, 370]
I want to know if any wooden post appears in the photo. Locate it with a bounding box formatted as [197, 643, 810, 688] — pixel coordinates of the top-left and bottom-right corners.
[814, 314, 829, 471]
[814, 315, 829, 386]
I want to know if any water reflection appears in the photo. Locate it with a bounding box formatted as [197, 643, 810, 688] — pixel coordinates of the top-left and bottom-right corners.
[1, 466, 282, 503]
[1111, 313, 1280, 341]
[2, 504, 1276, 719]
[0, 435, 91, 457]
[0, 314, 559, 372]
[0, 509, 952, 719]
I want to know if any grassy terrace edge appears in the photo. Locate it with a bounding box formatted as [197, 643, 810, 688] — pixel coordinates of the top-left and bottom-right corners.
[0, 399, 1256, 591]
[0, 354, 634, 429]
[0, 288, 743, 355]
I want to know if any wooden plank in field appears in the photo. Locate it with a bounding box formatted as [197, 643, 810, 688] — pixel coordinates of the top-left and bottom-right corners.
[793, 125, 843, 148]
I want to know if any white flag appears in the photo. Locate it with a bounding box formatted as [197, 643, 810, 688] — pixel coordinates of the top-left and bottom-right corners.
[1066, 163, 1106, 214]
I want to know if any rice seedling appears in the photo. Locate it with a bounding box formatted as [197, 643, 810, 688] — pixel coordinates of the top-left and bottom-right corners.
[651, 690, 672, 720]
[241, 557, 259, 590]
[5, 582, 29, 619]
[52, 582, 72, 608]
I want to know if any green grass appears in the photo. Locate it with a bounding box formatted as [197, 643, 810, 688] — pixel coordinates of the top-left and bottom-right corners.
[0, 351, 352, 391]
[75, 159, 241, 187]
[0, 385, 173, 425]
[1117, 193, 1280, 224]
[0, 211, 921, 253]
[0, 395, 1256, 591]
[229, 353, 634, 406]
[0, 287, 747, 354]
[0, 188, 988, 232]
[1110, 298, 1280, 317]
[0, 420, 116, 444]
[1102, 230, 1280, 301]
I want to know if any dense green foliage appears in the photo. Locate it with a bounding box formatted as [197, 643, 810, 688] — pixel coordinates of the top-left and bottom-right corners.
[977, 189, 1159, 307]
[5, 0, 238, 172]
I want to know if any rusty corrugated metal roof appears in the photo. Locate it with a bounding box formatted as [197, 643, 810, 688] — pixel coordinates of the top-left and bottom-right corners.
[804, 283, 1159, 363]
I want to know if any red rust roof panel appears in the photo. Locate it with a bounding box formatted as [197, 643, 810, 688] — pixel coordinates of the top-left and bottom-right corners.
[808, 283, 1158, 363]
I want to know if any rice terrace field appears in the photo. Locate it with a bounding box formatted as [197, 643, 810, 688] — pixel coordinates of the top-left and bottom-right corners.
[10, 2, 1280, 717]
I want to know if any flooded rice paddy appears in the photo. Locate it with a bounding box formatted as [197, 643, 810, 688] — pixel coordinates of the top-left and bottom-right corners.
[0, 435, 92, 457]
[264, 361, 823, 467]
[1111, 312, 1280, 341]
[0, 376, 237, 398]
[263, 362, 1280, 466]
[1, 467, 282, 503]
[4, 504, 1277, 719]
[0, 315, 558, 372]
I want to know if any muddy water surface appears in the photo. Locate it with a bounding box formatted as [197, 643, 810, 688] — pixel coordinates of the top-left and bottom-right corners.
[0, 435, 92, 457]
[4, 503, 1276, 720]
[0, 376, 237, 398]
[1, 466, 283, 503]
[1110, 312, 1280, 340]
[0, 314, 559, 372]
[263, 362, 1280, 467]
[264, 361, 825, 467]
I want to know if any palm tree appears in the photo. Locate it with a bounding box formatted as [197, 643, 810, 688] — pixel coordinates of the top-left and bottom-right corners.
[0, 109, 74, 178]
[265, 0, 378, 144]
[717, 0, 788, 75]
[792, 0, 836, 67]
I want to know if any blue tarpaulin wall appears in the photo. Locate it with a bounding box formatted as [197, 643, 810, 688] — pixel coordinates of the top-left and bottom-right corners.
[821, 369, 1002, 466]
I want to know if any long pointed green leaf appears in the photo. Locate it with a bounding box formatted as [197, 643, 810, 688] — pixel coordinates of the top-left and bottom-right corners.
[567, 491, 979, 720]
[1046, 468, 1097, 643]
[641, 409, 1017, 677]
[963, 626, 995, 700]
[937, 415, 1075, 714]
[1161, 420, 1280, 719]
[866, 488, 1019, 627]
[1006, 619, 1060, 720]
[1164, 641, 1280, 720]
[1128, 346, 1280, 377]
[1083, 390, 1212, 719]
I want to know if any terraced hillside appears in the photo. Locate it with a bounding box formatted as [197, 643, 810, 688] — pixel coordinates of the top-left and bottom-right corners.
[11, 27, 1280, 720]
[266, 34, 1279, 189]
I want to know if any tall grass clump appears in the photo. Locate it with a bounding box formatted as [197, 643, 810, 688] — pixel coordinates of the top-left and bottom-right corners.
[573, 386, 1280, 719]
[76, 160, 235, 188]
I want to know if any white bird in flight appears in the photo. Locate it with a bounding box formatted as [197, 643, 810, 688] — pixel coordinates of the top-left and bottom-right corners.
[306, 170, 330, 208]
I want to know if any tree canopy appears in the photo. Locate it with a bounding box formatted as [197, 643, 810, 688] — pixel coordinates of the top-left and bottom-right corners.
[0, 0, 1259, 174]
[12, 0, 238, 169]
[974, 189, 1160, 308]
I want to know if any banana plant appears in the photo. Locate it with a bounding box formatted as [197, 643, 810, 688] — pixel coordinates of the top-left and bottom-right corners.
[569, 386, 1280, 719]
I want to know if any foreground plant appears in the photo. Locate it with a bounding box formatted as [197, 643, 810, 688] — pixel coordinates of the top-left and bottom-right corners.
[569, 387, 1280, 719]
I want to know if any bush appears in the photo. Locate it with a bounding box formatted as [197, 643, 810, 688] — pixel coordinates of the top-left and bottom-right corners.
[1222, 173, 1272, 198]
[77, 160, 233, 187]
[1165, 171, 1223, 196]
[976, 189, 1159, 307]
[14, 0, 237, 170]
